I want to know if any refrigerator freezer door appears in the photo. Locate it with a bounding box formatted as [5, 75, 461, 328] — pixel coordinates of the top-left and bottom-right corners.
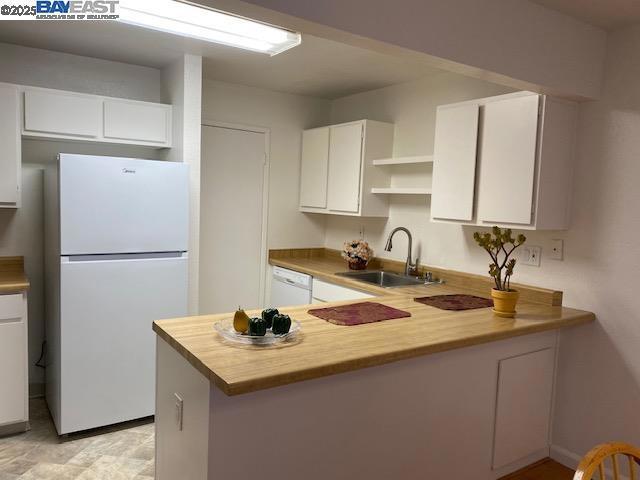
[58, 254, 188, 434]
[59, 154, 189, 255]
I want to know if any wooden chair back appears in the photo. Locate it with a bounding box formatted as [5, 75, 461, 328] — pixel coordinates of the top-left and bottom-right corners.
[574, 442, 640, 480]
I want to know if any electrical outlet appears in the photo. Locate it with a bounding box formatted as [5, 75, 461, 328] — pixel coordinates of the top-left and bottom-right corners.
[174, 393, 183, 431]
[550, 239, 564, 260]
[521, 246, 542, 267]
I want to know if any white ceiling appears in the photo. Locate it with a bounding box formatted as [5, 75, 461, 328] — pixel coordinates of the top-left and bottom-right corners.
[0, 21, 444, 99]
[530, 0, 640, 30]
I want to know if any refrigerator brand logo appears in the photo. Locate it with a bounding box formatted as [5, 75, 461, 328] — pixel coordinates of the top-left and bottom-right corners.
[122, 168, 136, 174]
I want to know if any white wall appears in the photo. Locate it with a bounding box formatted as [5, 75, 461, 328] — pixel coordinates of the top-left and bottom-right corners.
[0, 42, 164, 393]
[550, 24, 640, 461]
[322, 28, 640, 461]
[0, 42, 161, 102]
[201, 79, 330, 249]
[207, 0, 606, 99]
[162, 54, 203, 315]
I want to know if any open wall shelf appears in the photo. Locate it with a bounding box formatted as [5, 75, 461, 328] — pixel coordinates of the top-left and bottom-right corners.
[371, 187, 432, 195]
[372, 155, 433, 166]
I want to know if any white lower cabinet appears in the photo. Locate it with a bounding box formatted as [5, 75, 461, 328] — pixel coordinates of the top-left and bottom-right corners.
[492, 348, 556, 470]
[311, 279, 374, 303]
[0, 293, 28, 431]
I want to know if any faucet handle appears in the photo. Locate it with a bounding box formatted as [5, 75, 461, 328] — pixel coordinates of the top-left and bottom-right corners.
[408, 258, 420, 276]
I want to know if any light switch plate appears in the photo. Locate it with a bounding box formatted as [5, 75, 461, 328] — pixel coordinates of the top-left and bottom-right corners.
[521, 246, 541, 267]
[550, 239, 564, 260]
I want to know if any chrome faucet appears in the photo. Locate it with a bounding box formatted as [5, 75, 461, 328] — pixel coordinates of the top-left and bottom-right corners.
[384, 227, 419, 276]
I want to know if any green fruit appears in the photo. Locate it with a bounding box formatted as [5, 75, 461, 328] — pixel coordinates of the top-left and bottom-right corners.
[248, 317, 267, 337]
[261, 308, 279, 328]
[272, 314, 292, 335]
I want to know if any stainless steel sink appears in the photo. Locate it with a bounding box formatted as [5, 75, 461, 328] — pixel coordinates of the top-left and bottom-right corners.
[335, 270, 426, 288]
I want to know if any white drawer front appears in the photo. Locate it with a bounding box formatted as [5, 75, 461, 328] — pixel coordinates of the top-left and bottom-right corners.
[312, 279, 374, 303]
[0, 293, 24, 323]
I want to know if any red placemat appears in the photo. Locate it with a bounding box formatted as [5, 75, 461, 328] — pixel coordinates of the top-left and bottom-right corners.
[308, 302, 411, 326]
[414, 294, 493, 311]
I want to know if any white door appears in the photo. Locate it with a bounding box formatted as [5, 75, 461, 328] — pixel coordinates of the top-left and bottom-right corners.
[0, 294, 26, 425]
[477, 94, 540, 225]
[59, 254, 188, 434]
[431, 103, 479, 221]
[103, 99, 171, 145]
[299, 127, 329, 209]
[493, 348, 555, 468]
[327, 123, 363, 213]
[59, 154, 189, 255]
[200, 125, 267, 314]
[24, 89, 101, 138]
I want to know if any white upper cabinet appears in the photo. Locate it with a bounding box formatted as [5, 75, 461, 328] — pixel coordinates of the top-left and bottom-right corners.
[431, 92, 577, 230]
[299, 120, 394, 217]
[299, 127, 330, 209]
[431, 103, 479, 221]
[0, 83, 20, 208]
[24, 89, 101, 138]
[327, 123, 364, 213]
[477, 94, 539, 225]
[22, 86, 172, 148]
[103, 99, 171, 145]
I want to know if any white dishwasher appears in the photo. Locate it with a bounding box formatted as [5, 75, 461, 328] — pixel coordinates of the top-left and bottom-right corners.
[270, 266, 313, 308]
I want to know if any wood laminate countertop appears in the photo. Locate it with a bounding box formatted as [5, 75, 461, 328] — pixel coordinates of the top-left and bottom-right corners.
[0, 257, 29, 294]
[154, 253, 595, 396]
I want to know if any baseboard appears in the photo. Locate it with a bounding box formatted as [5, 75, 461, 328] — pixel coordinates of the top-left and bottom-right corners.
[29, 382, 45, 398]
[492, 448, 550, 478]
[0, 421, 29, 437]
[550, 444, 582, 470]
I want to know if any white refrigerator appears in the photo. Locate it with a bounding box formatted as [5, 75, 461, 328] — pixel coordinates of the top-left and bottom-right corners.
[44, 154, 189, 435]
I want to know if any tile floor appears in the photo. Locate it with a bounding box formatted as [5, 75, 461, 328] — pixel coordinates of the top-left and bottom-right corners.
[0, 399, 154, 479]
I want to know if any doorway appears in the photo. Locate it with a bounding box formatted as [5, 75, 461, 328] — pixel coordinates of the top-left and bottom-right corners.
[199, 123, 269, 314]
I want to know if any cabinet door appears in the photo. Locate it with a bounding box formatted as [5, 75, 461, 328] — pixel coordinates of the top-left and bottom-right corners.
[299, 127, 330, 209]
[24, 89, 101, 138]
[0, 294, 27, 425]
[327, 123, 363, 213]
[104, 99, 172, 145]
[431, 103, 479, 221]
[478, 94, 540, 225]
[0, 84, 20, 206]
[493, 348, 555, 469]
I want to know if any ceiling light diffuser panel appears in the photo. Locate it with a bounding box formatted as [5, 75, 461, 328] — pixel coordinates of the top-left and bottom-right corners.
[119, 0, 302, 55]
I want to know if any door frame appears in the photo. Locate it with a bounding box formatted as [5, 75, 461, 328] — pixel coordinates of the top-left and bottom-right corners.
[200, 119, 271, 307]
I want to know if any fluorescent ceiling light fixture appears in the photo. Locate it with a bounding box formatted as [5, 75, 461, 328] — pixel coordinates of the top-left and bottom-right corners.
[118, 0, 301, 55]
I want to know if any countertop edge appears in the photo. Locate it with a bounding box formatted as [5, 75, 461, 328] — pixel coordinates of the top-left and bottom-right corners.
[154, 310, 595, 397]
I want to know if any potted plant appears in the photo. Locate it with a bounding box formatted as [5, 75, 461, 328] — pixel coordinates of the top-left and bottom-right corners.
[473, 227, 526, 318]
[342, 240, 373, 270]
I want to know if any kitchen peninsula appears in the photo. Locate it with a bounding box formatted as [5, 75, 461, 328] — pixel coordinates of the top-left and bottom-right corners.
[153, 252, 594, 480]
